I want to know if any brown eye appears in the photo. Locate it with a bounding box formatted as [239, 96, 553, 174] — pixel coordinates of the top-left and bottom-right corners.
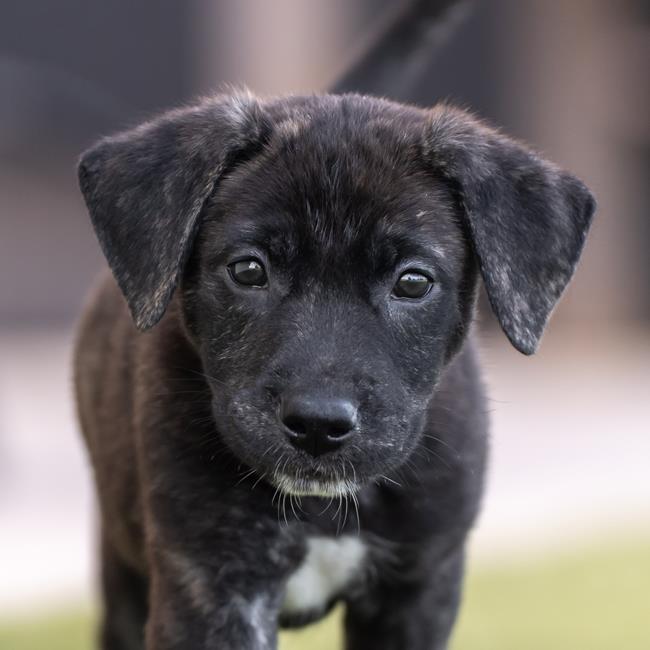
[228, 259, 268, 287]
[393, 271, 433, 299]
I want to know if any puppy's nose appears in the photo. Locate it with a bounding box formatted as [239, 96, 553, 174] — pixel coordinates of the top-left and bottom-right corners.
[280, 393, 358, 457]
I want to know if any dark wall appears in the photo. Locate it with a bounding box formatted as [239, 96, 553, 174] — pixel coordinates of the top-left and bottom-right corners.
[1, 0, 647, 327]
[0, 1, 197, 326]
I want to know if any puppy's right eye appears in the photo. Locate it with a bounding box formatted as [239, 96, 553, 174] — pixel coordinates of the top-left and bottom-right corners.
[228, 258, 268, 287]
[392, 270, 433, 299]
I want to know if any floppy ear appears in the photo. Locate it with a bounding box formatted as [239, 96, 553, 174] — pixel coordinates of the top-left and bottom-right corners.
[424, 106, 596, 355]
[78, 93, 269, 330]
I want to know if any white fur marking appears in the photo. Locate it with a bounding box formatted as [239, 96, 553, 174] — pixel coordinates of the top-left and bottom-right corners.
[273, 474, 358, 498]
[281, 536, 367, 616]
[249, 595, 270, 648]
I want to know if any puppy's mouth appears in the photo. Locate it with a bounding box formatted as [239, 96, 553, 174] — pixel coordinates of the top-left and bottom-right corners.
[271, 473, 360, 498]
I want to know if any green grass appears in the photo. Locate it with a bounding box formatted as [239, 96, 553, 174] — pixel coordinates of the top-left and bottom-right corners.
[2, 539, 648, 649]
[0, 608, 94, 650]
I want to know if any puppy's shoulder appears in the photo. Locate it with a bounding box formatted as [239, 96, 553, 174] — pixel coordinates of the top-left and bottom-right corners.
[74, 271, 141, 430]
[75, 270, 135, 364]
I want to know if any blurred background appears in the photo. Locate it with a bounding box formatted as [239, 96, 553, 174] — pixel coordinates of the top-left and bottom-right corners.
[1, 1, 648, 648]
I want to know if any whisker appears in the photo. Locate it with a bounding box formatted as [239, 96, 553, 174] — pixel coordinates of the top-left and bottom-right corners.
[378, 474, 402, 488]
[251, 472, 267, 491]
[351, 490, 361, 535]
[234, 467, 257, 487]
[289, 493, 299, 520]
[421, 433, 461, 456]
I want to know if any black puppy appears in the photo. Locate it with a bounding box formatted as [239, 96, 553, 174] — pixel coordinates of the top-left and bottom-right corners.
[75, 91, 594, 650]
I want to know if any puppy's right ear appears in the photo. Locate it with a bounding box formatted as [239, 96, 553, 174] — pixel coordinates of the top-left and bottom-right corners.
[78, 93, 270, 330]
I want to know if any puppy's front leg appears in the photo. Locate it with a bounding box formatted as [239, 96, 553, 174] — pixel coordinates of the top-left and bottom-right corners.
[344, 545, 465, 650]
[145, 545, 285, 650]
[141, 484, 301, 650]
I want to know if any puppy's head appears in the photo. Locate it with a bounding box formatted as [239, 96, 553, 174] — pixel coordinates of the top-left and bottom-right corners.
[79, 92, 595, 496]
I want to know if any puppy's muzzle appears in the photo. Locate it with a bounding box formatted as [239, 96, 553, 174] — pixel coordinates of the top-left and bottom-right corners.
[280, 392, 358, 457]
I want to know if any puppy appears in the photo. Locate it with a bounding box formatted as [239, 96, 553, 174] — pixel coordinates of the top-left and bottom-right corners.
[75, 92, 595, 650]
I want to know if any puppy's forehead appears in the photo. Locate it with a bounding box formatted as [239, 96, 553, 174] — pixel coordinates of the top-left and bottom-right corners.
[263, 93, 427, 140]
[208, 96, 460, 264]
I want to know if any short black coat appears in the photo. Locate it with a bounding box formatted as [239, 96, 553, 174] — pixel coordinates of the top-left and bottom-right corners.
[75, 92, 594, 649]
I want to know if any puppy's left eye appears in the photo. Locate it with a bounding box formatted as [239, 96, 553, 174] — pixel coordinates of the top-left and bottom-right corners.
[393, 271, 433, 299]
[228, 258, 268, 287]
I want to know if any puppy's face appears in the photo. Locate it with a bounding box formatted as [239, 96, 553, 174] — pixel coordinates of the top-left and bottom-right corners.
[183, 119, 474, 495]
[78, 93, 595, 497]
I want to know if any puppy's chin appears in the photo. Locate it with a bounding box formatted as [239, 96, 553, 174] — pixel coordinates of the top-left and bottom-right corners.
[271, 474, 360, 498]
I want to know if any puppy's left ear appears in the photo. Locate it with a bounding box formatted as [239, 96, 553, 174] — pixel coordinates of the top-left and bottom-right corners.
[424, 106, 596, 355]
[78, 93, 270, 330]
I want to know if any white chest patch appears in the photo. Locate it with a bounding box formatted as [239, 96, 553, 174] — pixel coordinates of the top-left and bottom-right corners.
[281, 536, 367, 616]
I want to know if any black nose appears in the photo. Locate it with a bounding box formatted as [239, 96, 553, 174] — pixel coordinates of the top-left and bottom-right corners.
[280, 393, 358, 457]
